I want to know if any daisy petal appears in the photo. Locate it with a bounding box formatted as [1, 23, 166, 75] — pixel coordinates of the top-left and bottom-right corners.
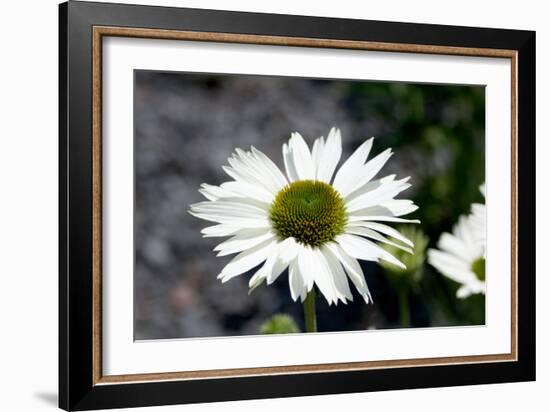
[248, 238, 297, 293]
[345, 177, 411, 212]
[310, 248, 339, 305]
[248, 268, 266, 295]
[348, 203, 420, 223]
[345, 226, 413, 254]
[332, 138, 373, 196]
[289, 132, 315, 180]
[344, 175, 395, 202]
[266, 237, 300, 284]
[324, 242, 372, 303]
[200, 224, 245, 238]
[250, 146, 288, 188]
[297, 245, 315, 292]
[218, 239, 277, 282]
[427, 249, 474, 284]
[322, 246, 353, 303]
[344, 148, 393, 197]
[316, 127, 342, 183]
[222, 164, 278, 198]
[189, 201, 270, 227]
[230, 150, 280, 194]
[190, 212, 270, 228]
[220, 180, 275, 204]
[336, 233, 406, 270]
[455, 280, 485, 298]
[288, 258, 307, 302]
[214, 229, 275, 257]
[282, 143, 300, 182]
[311, 135, 325, 178]
[347, 221, 414, 247]
[250, 237, 301, 290]
[456, 285, 473, 299]
[190, 200, 267, 217]
[198, 183, 233, 201]
[379, 200, 419, 216]
[438, 233, 476, 262]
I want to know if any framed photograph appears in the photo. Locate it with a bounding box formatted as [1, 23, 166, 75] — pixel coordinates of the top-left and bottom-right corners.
[59, 1, 535, 410]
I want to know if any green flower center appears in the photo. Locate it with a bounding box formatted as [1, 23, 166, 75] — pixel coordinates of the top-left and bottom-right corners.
[269, 180, 347, 247]
[471, 257, 486, 281]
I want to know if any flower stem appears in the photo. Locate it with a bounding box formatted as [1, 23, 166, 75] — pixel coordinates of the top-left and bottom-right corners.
[303, 290, 317, 333]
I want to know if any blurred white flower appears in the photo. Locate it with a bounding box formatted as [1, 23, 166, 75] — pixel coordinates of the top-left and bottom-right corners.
[190, 128, 418, 305]
[428, 184, 486, 299]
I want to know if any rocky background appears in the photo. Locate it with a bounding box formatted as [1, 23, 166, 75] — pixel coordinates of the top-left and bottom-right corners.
[134, 71, 485, 339]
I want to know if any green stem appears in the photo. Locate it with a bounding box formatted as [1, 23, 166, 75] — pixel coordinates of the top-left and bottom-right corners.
[303, 290, 317, 333]
[398, 285, 410, 328]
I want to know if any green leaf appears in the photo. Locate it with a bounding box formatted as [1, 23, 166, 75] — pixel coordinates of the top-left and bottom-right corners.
[260, 314, 300, 335]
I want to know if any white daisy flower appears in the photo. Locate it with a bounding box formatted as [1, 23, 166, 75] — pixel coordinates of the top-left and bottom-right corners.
[427, 184, 486, 299]
[190, 128, 419, 305]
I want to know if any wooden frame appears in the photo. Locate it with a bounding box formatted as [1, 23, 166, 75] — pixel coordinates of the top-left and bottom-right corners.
[60, 1, 535, 410]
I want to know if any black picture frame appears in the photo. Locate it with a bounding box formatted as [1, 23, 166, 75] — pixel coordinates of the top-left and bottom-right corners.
[59, 1, 536, 410]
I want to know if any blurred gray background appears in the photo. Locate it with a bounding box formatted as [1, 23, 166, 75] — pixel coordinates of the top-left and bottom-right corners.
[134, 70, 485, 340]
